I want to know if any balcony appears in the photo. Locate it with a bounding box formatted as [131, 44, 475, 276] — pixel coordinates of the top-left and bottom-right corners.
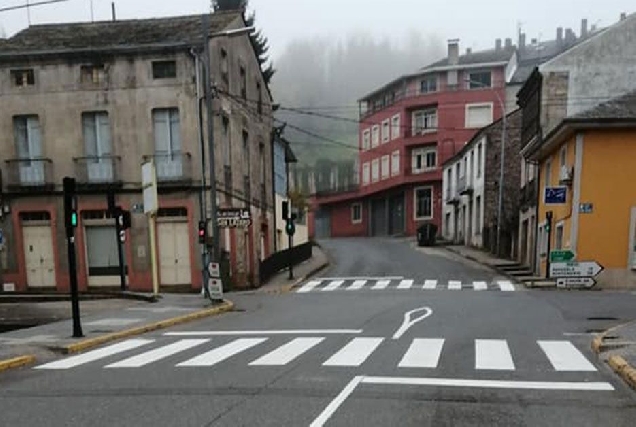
[4, 158, 54, 190]
[520, 178, 538, 211]
[73, 156, 122, 188]
[143, 152, 192, 184]
[445, 187, 460, 205]
[458, 175, 473, 195]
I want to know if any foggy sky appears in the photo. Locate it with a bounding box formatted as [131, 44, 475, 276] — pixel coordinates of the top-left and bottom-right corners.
[0, 0, 632, 61]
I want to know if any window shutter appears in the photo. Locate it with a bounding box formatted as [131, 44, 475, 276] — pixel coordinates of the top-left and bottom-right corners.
[27, 116, 42, 158]
[153, 110, 170, 154]
[14, 118, 29, 159]
[169, 109, 181, 153]
[83, 114, 98, 158]
[97, 113, 112, 156]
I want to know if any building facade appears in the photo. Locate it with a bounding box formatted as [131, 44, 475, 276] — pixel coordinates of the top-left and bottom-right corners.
[0, 12, 275, 292]
[313, 39, 516, 238]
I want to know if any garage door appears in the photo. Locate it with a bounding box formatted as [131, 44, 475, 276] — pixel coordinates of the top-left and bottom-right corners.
[158, 222, 191, 286]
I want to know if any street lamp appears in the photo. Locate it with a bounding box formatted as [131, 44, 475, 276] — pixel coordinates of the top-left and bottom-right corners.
[465, 77, 506, 257]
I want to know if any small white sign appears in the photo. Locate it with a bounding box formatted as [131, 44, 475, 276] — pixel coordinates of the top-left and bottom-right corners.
[142, 162, 154, 186]
[556, 277, 597, 289]
[208, 262, 220, 278]
[208, 278, 224, 300]
[143, 186, 158, 215]
[3, 283, 16, 292]
[550, 261, 604, 278]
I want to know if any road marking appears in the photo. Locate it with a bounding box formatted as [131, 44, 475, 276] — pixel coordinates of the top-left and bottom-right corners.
[323, 338, 384, 367]
[176, 338, 267, 367]
[473, 281, 488, 291]
[448, 281, 462, 290]
[397, 279, 414, 289]
[497, 280, 516, 292]
[322, 280, 345, 292]
[347, 280, 367, 290]
[310, 376, 365, 427]
[362, 376, 614, 391]
[85, 318, 143, 327]
[164, 330, 362, 336]
[372, 280, 391, 290]
[393, 307, 433, 339]
[423, 280, 437, 290]
[35, 339, 153, 370]
[538, 340, 597, 371]
[105, 339, 209, 368]
[475, 339, 515, 370]
[316, 276, 403, 281]
[297, 280, 322, 293]
[249, 337, 325, 366]
[398, 338, 444, 368]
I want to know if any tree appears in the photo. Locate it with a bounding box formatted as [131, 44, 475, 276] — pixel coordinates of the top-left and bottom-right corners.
[211, 0, 275, 85]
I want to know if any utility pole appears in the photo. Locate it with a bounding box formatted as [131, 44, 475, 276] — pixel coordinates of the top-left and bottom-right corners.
[63, 177, 83, 338]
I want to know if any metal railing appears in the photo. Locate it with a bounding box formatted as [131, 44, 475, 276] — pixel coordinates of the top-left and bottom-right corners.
[458, 175, 473, 194]
[143, 152, 192, 182]
[259, 242, 313, 284]
[73, 156, 121, 184]
[4, 158, 53, 188]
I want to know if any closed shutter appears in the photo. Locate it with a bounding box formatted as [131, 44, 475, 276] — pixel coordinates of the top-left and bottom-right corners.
[153, 110, 171, 154]
[97, 113, 112, 156]
[466, 105, 492, 128]
[83, 114, 98, 158]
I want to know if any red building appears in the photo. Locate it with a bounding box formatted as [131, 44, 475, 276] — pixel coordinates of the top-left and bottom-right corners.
[312, 39, 516, 238]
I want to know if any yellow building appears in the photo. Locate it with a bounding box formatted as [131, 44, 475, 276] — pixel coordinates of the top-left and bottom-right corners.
[523, 92, 636, 289]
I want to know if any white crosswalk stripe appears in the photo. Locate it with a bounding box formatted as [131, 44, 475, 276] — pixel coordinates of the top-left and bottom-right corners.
[347, 280, 367, 290]
[297, 280, 322, 293]
[498, 280, 516, 292]
[448, 281, 462, 290]
[473, 281, 488, 291]
[34, 338, 597, 375]
[397, 279, 414, 289]
[423, 280, 438, 290]
[372, 280, 391, 290]
[322, 280, 345, 292]
[295, 278, 517, 293]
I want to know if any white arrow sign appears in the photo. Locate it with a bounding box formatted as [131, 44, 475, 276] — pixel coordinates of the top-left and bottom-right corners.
[393, 306, 432, 340]
[550, 261, 604, 278]
[556, 277, 597, 289]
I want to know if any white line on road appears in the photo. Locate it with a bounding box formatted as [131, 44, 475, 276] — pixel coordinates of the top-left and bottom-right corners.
[176, 338, 267, 367]
[249, 337, 325, 366]
[393, 307, 433, 339]
[316, 276, 403, 281]
[423, 280, 437, 290]
[297, 280, 322, 293]
[398, 338, 444, 368]
[164, 330, 363, 336]
[347, 280, 367, 290]
[497, 280, 516, 292]
[372, 280, 391, 290]
[362, 376, 614, 391]
[323, 338, 384, 367]
[322, 280, 345, 292]
[105, 339, 210, 368]
[309, 376, 364, 427]
[475, 339, 515, 370]
[538, 340, 597, 371]
[397, 279, 414, 289]
[35, 339, 154, 370]
[448, 281, 462, 290]
[473, 281, 488, 291]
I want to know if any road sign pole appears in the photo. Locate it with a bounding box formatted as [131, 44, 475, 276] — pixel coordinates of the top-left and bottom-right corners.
[149, 213, 159, 296]
[545, 211, 553, 279]
[115, 207, 126, 291]
[288, 231, 294, 280]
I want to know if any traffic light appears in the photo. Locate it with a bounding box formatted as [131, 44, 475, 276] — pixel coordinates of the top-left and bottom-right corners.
[285, 219, 295, 236]
[198, 220, 207, 244]
[118, 210, 132, 230]
[282, 200, 289, 220]
[63, 177, 78, 232]
[71, 211, 78, 227]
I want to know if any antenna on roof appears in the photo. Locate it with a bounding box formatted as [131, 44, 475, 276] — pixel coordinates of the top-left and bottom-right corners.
[90, 0, 94, 22]
[27, 0, 31, 25]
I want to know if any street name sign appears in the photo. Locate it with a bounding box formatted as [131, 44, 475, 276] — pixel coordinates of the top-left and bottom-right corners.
[556, 277, 597, 289]
[218, 208, 252, 228]
[550, 249, 575, 263]
[544, 186, 567, 205]
[549, 261, 604, 278]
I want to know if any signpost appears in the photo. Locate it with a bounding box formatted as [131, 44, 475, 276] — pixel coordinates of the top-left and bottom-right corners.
[142, 161, 159, 296]
[556, 277, 597, 289]
[549, 249, 576, 263]
[217, 208, 252, 228]
[207, 262, 223, 300]
[550, 260, 603, 290]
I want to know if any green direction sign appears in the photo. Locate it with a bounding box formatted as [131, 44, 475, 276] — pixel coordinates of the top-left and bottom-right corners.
[550, 250, 576, 263]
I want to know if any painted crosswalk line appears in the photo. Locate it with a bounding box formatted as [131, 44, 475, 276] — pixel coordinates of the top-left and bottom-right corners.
[297, 280, 322, 293]
[249, 337, 325, 366]
[448, 280, 462, 290]
[322, 337, 384, 367]
[295, 278, 517, 293]
[36, 339, 154, 370]
[473, 281, 488, 291]
[176, 338, 267, 367]
[322, 280, 345, 292]
[347, 280, 367, 290]
[397, 279, 414, 290]
[498, 280, 516, 292]
[423, 280, 438, 290]
[475, 339, 515, 370]
[538, 340, 597, 371]
[398, 338, 445, 368]
[372, 280, 391, 290]
[106, 339, 210, 368]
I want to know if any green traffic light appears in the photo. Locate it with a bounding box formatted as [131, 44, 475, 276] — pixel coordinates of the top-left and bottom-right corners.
[71, 212, 78, 227]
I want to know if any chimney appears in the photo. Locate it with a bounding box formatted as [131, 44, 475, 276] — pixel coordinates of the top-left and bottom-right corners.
[111, 2, 116, 21]
[466, 47, 472, 54]
[505, 37, 513, 48]
[566, 28, 575, 43]
[448, 39, 459, 65]
[557, 27, 563, 46]
[531, 38, 537, 45]
[581, 18, 588, 38]
[519, 32, 526, 49]
[495, 38, 502, 50]
[621, 12, 627, 20]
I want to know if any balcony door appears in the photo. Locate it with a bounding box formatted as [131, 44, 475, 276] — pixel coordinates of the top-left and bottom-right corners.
[14, 115, 44, 184]
[153, 108, 182, 179]
[83, 112, 113, 182]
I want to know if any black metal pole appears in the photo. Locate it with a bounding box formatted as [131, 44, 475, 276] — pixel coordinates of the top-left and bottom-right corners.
[288, 232, 294, 280]
[115, 208, 126, 291]
[67, 233, 83, 338]
[545, 211, 552, 279]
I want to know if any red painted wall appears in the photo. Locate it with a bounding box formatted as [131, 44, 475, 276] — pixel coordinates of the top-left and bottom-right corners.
[329, 200, 368, 238]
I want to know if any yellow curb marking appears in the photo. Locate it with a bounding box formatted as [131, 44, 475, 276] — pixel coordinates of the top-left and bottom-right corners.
[608, 355, 636, 390]
[0, 355, 37, 372]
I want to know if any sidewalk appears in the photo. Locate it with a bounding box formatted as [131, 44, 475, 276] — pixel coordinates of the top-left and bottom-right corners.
[444, 244, 555, 288]
[0, 293, 233, 372]
[592, 321, 636, 391]
[256, 244, 330, 294]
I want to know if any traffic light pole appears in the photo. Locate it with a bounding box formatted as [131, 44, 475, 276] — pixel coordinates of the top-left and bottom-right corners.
[288, 232, 294, 280]
[545, 211, 553, 279]
[63, 177, 83, 338]
[115, 207, 126, 292]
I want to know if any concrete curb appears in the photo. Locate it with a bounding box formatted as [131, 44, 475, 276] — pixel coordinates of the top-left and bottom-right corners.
[0, 355, 36, 373]
[289, 259, 330, 291]
[608, 355, 636, 390]
[53, 300, 235, 355]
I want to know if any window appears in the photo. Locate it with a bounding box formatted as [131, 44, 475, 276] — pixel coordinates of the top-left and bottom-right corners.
[256, 81, 263, 115]
[477, 143, 482, 177]
[391, 150, 400, 176]
[475, 196, 482, 233]
[420, 76, 437, 94]
[242, 130, 250, 170]
[152, 60, 177, 79]
[465, 103, 493, 128]
[555, 223, 564, 250]
[545, 158, 552, 187]
[467, 71, 492, 89]
[153, 108, 181, 179]
[381, 155, 390, 179]
[560, 146, 567, 167]
[82, 112, 111, 158]
[351, 203, 362, 224]
[412, 148, 437, 173]
[391, 114, 400, 140]
[14, 115, 42, 160]
[362, 130, 371, 150]
[220, 48, 229, 84]
[382, 119, 390, 143]
[11, 69, 35, 87]
[362, 162, 370, 185]
[538, 225, 546, 256]
[470, 150, 475, 180]
[243, 175, 250, 205]
[371, 159, 379, 182]
[414, 187, 433, 220]
[80, 64, 105, 84]
[222, 116, 231, 165]
[412, 109, 438, 135]
[239, 65, 247, 100]
[371, 125, 380, 147]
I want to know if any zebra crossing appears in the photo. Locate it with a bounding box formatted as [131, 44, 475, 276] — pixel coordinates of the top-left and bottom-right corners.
[35, 336, 596, 373]
[296, 277, 517, 293]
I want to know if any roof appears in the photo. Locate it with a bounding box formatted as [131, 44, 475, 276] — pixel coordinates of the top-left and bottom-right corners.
[573, 90, 636, 119]
[422, 46, 515, 70]
[0, 11, 241, 54]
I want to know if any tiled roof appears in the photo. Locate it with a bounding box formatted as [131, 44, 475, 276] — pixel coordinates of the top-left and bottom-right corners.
[0, 12, 240, 53]
[573, 90, 636, 119]
[422, 46, 515, 70]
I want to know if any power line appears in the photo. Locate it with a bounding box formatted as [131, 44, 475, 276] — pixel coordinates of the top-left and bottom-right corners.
[0, 0, 69, 13]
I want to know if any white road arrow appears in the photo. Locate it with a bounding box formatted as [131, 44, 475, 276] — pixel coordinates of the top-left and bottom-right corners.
[392, 306, 433, 340]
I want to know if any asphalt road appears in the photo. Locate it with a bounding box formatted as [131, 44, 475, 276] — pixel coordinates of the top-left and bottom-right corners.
[2, 238, 636, 426]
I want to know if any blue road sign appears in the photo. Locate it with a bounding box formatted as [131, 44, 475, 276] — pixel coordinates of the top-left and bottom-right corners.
[0, 229, 4, 245]
[544, 186, 567, 205]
